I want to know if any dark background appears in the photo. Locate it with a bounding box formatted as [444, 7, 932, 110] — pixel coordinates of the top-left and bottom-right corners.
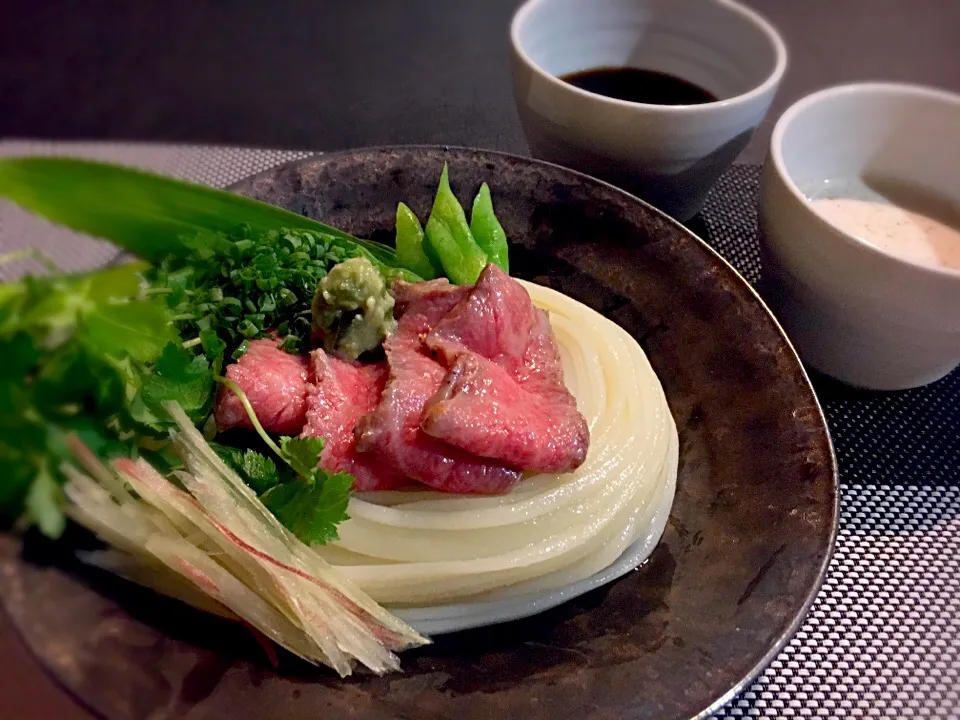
[2, 1, 959, 718]
[3, 1, 960, 164]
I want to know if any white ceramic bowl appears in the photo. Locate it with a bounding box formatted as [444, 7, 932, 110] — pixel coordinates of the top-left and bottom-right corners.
[510, 0, 786, 221]
[759, 83, 960, 391]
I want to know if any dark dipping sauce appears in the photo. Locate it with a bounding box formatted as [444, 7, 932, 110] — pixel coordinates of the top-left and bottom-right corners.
[560, 67, 718, 105]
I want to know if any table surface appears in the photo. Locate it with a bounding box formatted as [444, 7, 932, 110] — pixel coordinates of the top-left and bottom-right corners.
[2, 2, 959, 719]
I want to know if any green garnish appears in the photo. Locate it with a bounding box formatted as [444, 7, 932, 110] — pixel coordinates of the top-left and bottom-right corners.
[0, 262, 187, 535]
[212, 382, 351, 545]
[470, 182, 509, 273]
[137, 343, 216, 428]
[0, 156, 413, 275]
[311, 257, 397, 361]
[423, 164, 489, 285]
[262, 436, 352, 546]
[278, 435, 327, 478]
[153, 226, 364, 356]
[262, 464, 353, 546]
[395, 202, 441, 279]
[217, 435, 352, 547]
[212, 443, 282, 495]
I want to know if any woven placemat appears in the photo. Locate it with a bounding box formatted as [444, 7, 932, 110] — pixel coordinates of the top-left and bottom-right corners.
[0, 142, 957, 719]
[702, 167, 959, 720]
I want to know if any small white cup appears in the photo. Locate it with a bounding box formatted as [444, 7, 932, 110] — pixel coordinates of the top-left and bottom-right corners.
[759, 83, 960, 391]
[510, 0, 786, 221]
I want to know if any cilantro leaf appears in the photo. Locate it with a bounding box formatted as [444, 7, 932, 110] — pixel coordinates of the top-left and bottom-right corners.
[25, 462, 65, 538]
[33, 343, 125, 416]
[127, 394, 164, 432]
[212, 443, 245, 471]
[239, 451, 281, 494]
[279, 436, 326, 478]
[11, 264, 149, 341]
[261, 436, 351, 544]
[0, 262, 172, 535]
[213, 444, 282, 494]
[140, 343, 214, 422]
[261, 470, 352, 545]
[80, 300, 174, 363]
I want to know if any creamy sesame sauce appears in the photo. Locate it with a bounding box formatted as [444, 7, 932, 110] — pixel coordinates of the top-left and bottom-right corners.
[809, 188, 960, 271]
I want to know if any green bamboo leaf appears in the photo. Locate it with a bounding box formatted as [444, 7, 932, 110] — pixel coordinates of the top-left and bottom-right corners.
[0, 157, 413, 277]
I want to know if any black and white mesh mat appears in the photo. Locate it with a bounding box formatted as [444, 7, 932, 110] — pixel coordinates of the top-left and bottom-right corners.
[702, 166, 959, 719]
[0, 142, 957, 719]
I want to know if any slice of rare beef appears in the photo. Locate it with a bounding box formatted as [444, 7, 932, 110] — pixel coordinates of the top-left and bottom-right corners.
[214, 339, 310, 435]
[354, 279, 521, 494]
[421, 351, 588, 473]
[301, 350, 407, 491]
[422, 264, 589, 472]
[391, 277, 470, 321]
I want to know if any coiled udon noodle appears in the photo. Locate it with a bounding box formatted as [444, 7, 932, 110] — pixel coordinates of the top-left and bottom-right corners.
[314, 281, 679, 607]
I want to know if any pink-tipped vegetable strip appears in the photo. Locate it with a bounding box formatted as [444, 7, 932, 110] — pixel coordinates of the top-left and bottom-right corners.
[61, 402, 428, 676]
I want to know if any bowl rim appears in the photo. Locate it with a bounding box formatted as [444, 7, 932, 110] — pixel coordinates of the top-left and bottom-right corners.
[509, 0, 788, 113]
[768, 81, 960, 280]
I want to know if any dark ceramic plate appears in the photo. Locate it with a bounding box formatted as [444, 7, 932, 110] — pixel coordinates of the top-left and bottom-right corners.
[0, 146, 837, 720]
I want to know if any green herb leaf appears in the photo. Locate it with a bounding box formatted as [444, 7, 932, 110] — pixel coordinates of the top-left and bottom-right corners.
[213, 444, 282, 495]
[140, 343, 214, 422]
[0, 332, 41, 379]
[211, 443, 243, 469]
[25, 462, 65, 538]
[261, 469, 352, 545]
[262, 435, 352, 544]
[2, 263, 149, 341]
[33, 343, 126, 417]
[79, 262, 148, 303]
[279, 436, 326, 478]
[80, 300, 175, 363]
[0, 262, 168, 535]
[239, 450, 281, 494]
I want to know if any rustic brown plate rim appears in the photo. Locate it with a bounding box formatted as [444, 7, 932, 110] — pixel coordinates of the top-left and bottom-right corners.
[237, 144, 840, 718]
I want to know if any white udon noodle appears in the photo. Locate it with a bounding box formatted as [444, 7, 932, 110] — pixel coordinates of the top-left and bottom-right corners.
[314, 281, 679, 607]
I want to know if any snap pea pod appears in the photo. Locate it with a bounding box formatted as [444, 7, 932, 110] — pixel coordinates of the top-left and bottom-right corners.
[395, 202, 441, 279]
[424, 164, 488, 285]
[469, 183, 509, 273]
[424, 216, 470, 286]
